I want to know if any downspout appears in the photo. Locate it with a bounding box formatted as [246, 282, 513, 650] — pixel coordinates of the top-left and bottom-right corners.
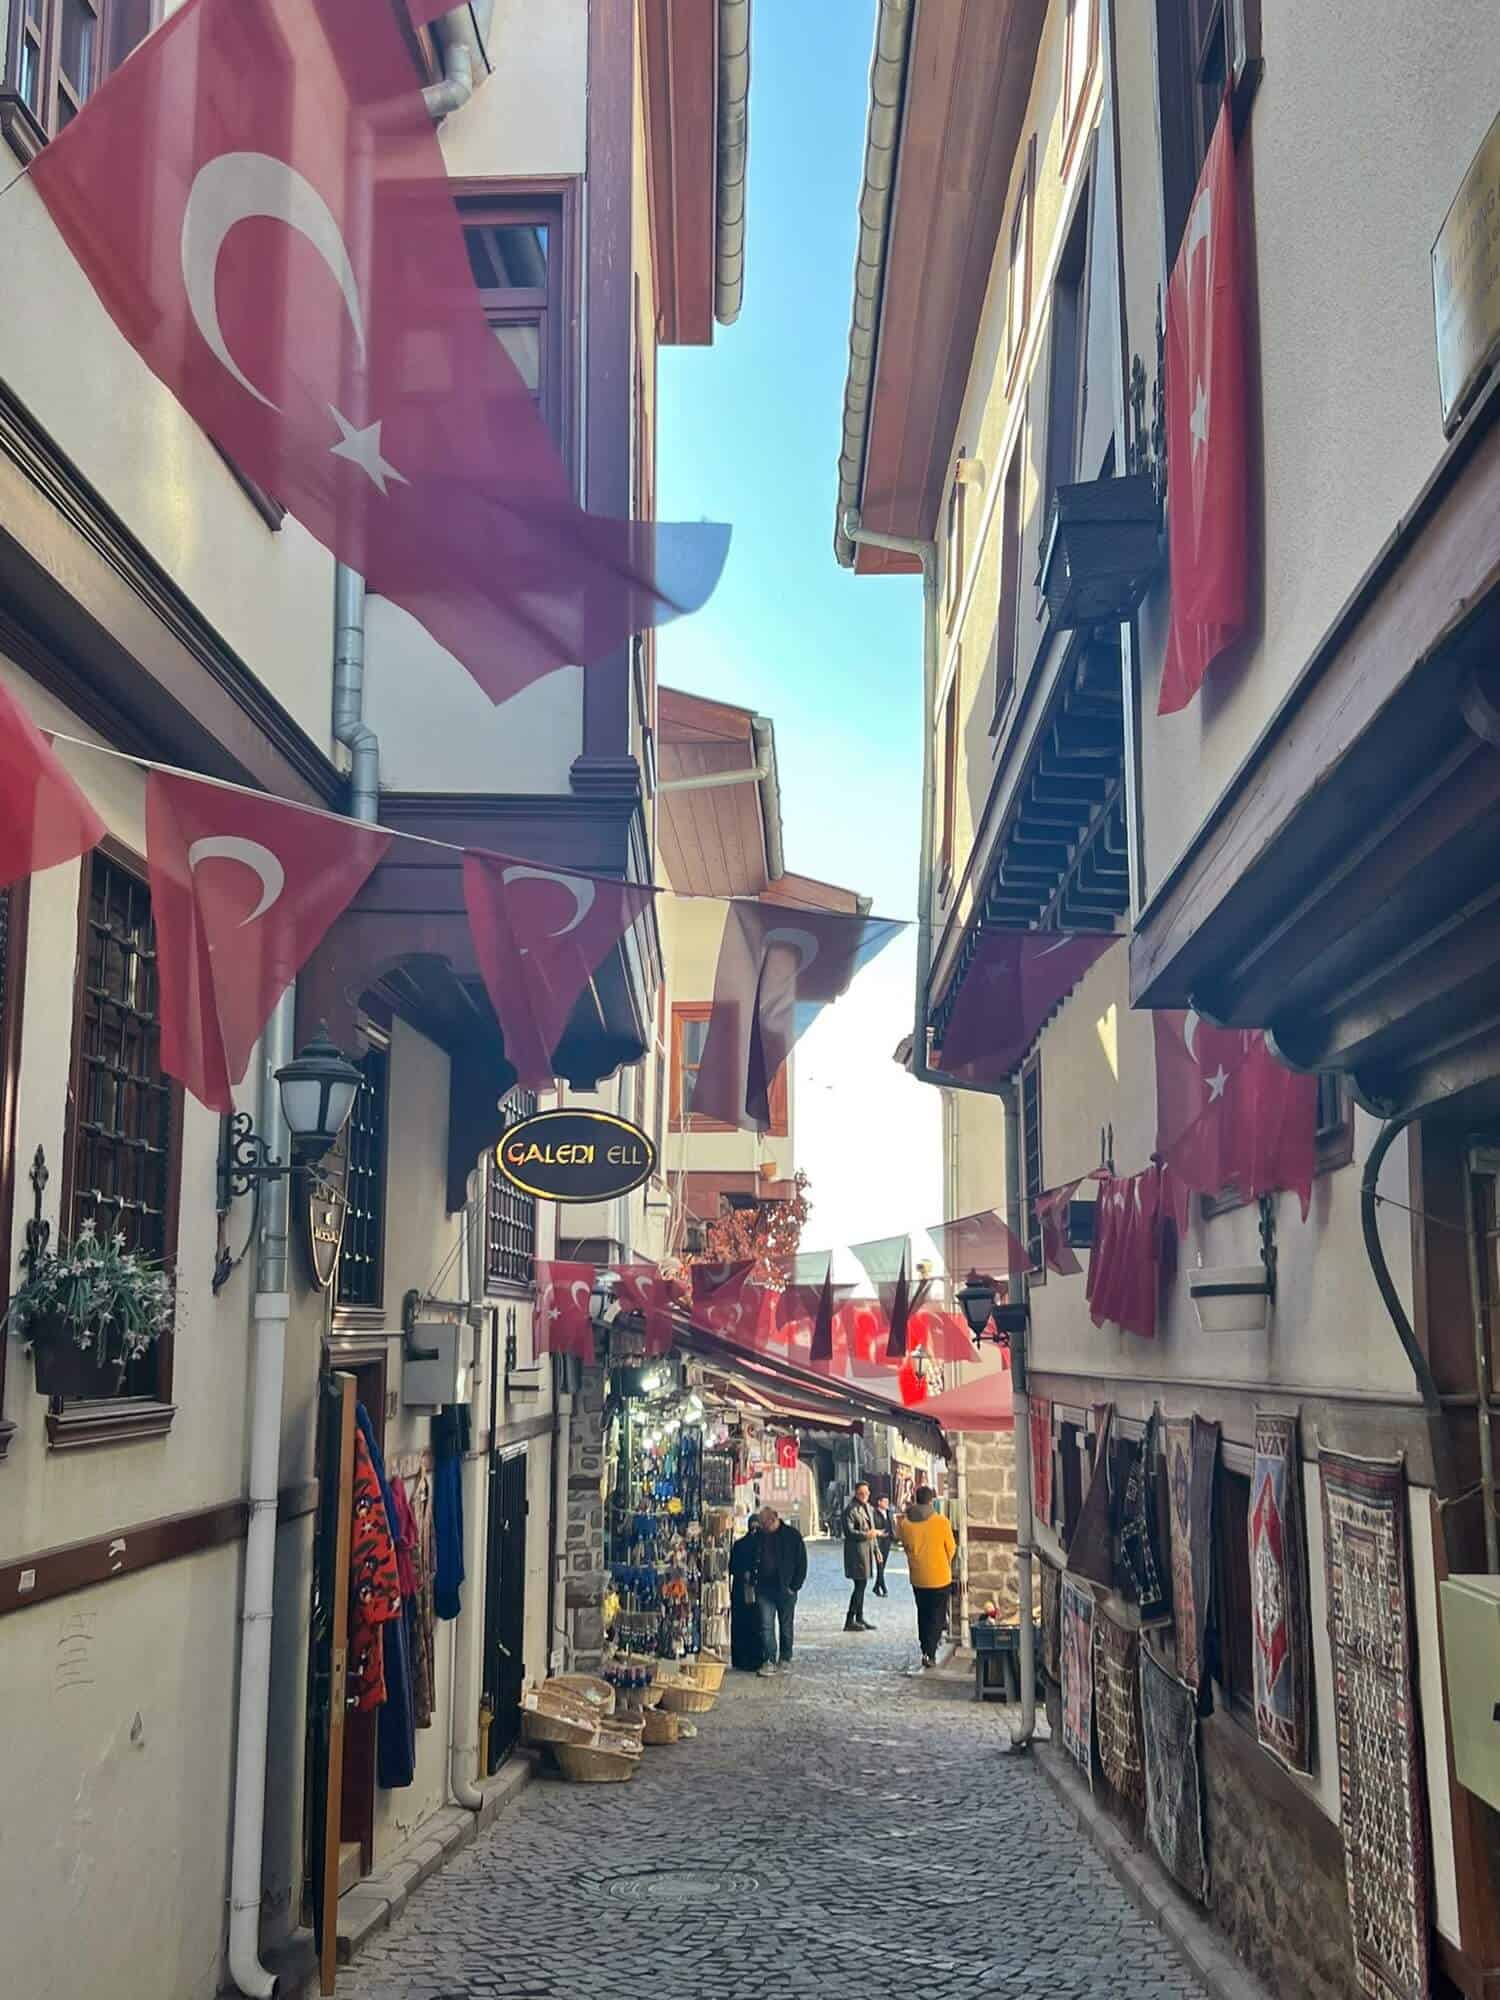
[550, 1357, 575, 1671]
[448, 1175, 485, 1811]
[227, 987, 296, 1999]
[332, 566, 379, 824]
[658, 716, 785, 881]
[714, 0, 752, 325]
[423, 2, 496, 123]
[845, 510, 1037, 1744]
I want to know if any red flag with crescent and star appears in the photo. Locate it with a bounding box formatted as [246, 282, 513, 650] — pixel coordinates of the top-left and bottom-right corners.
[28, 0, 727, 709]
[462, 852, 655, 1091]
[0, 679, 105, 888]
[146, 770, 391, 1113]
[690, 1261, 764, 1348]
[691, 901, 906, 1132]
[611, 1264, 680, 1358]
[534, 1261, 596, 1361]
[1153, 1010, 1316, 1217]
[935, 930, 1119, 1084]
[1158, 97, 1251, 715]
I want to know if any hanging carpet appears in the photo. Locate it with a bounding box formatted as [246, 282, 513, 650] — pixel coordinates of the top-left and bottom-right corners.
[1165, 1416, 1218, 1691]
[1250, 1411, 1312, 1775]
[1060, 1575, 1096, 1786]
[1141, 1646, 1208, 1903]
[1040, 1560, 1063, 1685]
[1093, 1610, 1145, 1807]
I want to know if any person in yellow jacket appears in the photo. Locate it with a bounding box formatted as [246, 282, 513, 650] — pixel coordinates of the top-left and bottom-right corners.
[896, 1486, 958, 1669]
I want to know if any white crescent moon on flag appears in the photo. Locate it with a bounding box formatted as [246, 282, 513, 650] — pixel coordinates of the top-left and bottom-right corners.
[762, 926, 820, 972]
[569, 1280, 593, 1315]
[502, 865, 597, 940]
[1183, 1009, 1201, 1061]
[187, 835, 286, 925]
[180, 151, 367, 410]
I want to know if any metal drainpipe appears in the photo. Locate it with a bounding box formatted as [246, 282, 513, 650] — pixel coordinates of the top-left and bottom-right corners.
[844, 510, 1038, 1741]
[423, 3, 496, 122]
[227, 987, 296, 1998]
[333, 565, 379, 824]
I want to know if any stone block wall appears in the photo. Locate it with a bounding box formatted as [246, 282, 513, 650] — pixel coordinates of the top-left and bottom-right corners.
[564, 1362, 608, 1668]
[963, 1428, 1019, 1618]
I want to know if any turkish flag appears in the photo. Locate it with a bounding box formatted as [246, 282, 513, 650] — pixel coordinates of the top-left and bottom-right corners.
[146, 770, 390, 1113]
[30, 0, 727, 710]
[1153, 1011, 1316, 1216]
[534, 1262, 596, 1360]
[928, 1209, 1032, 1288]
[776, 1435, 800, 1471]
[1085, 1169, 1164, 1340]
[612, 1264, 680, 1358]
[897, 1355, 929, 1407]
[462, 852, 655, 1090]
[936, 930, 1119, 1083]
[907, 1307, 975, 1366]
[808, 1262, 836, 1367]
[690, 1261, 762, 1347]
[691, 902, 905, 1130]
[1035, 1181, 1085, 1277]
[1158, 97, 1251, 715]
[0, 681, 104, 887]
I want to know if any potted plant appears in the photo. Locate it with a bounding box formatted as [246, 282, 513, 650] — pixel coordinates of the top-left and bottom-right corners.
[7, 1219, 175, 1399]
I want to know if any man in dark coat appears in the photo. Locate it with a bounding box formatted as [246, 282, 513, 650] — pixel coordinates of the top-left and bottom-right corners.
[842, 1481, 879, 1632]
[871, 1493, 897, 1598]
[747, 1505, 808, 1675]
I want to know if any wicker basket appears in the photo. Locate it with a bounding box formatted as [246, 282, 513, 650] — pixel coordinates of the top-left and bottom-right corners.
[553, 1742, 639, 1784]
[641, 1707, 681, 1746]
[521, 1707, 598, 1748]
[548, 1673, 616, 1716]
[658, 1682, 717, 1716]
[681, 1658, 726, 1693]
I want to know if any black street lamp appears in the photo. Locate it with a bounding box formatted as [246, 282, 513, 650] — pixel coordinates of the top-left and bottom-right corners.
[955, 1269, 1029, 1348]
[217, 1023, 365, 1210]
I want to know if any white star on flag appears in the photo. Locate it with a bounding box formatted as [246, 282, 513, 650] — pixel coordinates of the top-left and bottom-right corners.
[1190, 379, 1209, 450]
[1207, 1065, 1229, 1100]
[329, 407, 409, 495]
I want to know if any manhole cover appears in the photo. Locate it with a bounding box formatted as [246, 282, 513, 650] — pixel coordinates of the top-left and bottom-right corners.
[606, 1866, 759, 1904]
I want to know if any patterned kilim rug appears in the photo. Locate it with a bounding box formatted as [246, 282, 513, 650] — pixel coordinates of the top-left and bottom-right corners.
[1093, 1610, 1145, 1806]
[1061, 1575, 1095, 1786]
[1120, 1411, 1169, 1620]
[1140, 1646, 1208, 1902]
[1165, 1415, 1219, 1690]
[1250, 1410, 1313, 1774]
[1069, 1404, 1116, 1589]
[1040, 1560, 1062, 1685]
[1031, 1393, 1055, 1528]
[1321, 1452, 1430, 2000]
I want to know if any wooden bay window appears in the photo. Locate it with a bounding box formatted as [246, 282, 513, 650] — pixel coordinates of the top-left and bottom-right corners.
[670, 1001, 787, 1138]
[2, 0, 154, 159]
[455, 180, 579, 472]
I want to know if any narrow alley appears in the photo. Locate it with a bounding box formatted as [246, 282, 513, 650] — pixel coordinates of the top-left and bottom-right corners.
[340, 1546, 1208, 2000]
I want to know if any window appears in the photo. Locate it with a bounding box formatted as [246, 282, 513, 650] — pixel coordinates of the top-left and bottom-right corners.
[1213, 1462, 1254, 1719]
[486, 1087, 537, 1294]
[335, 1039, 389, 1314]
[1004, 137, 1037, 387]
[990, 437, 1025, 730]
[1316, 1071, 1355, 1174]
[1155, 0, 1261, 263]
[939, 675, 960, 886]
[1062, 0, 1099, 166]
[458, 184, 577, 464]
[0, 882, 27, 1456]
[651, 983, 668, 1168]
[1041, 175, 1093, 543]
[1021, 1050, 1045, 1279]
[944, 448, 968, 627]
[670, 1002, 788, 1137]
[1059, 1419, 1084, 1544]
[58, 850, 181, 1420]
[2, 0, 153, 157]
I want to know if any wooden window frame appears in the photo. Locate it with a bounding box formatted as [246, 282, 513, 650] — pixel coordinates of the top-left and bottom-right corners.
[485, 1087, 537, 1297]
[333, 1032, 390, 1327]
[1154, 0, 1262, 265]
[669, 1001, 787, 1139]
[1061, 0, 1100, 172]
[1, 0, 154, 163]
[990, 433, 1025, 734]
[1040, 162, 1095, 558]
[51, 840, 183, 1450]
[0, 880, 29, 1461]
[1213, 1459, 1255, 1724]
[1021, 1049, 1045, 1283]
[1004, 137, 1037, 394]
[939, 673, 960, 892]
[453, 177, 581, 481]
[944, 448, 968, 629]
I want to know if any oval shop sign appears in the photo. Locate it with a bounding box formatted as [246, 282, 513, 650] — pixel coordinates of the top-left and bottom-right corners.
[495, 1107, 657, 1203]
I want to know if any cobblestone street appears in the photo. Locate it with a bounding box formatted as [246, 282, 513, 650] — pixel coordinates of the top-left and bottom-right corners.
[340, 1544, 1208, 2000]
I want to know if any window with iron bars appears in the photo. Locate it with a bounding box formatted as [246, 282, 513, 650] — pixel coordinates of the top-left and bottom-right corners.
[335, 1039, 389, 1312]
[486, 1087, 537, 1293]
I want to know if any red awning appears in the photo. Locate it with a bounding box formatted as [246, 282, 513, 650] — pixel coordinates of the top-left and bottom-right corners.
[920, 1369, 1016, 1433]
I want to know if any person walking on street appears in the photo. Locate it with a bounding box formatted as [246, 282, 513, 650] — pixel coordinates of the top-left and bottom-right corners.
[871, 1493, 896, 1598]
[842, 1481, 879, 1632]
[747, 1506, 807, 1677]
[898, 1485, 958, 1668]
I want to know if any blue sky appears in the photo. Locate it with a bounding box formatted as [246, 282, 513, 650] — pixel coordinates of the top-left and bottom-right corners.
[656, 2, 943, 1248]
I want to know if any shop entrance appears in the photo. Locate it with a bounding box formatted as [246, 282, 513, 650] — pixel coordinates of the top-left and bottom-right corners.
[482, 1445, 528, 1770]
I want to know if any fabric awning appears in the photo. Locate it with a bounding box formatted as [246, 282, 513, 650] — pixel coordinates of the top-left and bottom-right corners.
[919, 1369, 1016, 1434]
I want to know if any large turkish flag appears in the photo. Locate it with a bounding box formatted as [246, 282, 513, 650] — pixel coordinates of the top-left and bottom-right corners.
[146, 770, 390, 1112]
[936, 930, 1118, 1084]
[1153, 1011, 1316, 1216]
[0, 680, 104, 887]
[1158, 98, 1251, 715]
[30, 0, 726, 708]
[462, 852, 655, 1090]
[534, 1261, 596, 1361]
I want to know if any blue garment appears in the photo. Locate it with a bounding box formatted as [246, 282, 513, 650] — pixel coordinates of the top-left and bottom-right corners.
[432, 1404, 467, 1621]
[355, 1402, 417, 1790]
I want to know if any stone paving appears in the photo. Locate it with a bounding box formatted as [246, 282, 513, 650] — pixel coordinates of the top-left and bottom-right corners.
[340, 1543, 1208, 2000]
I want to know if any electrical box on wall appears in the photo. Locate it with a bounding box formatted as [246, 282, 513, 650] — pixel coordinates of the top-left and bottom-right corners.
[1439, 1575, 1500, 1811]
[402, 1322, 467, 1409]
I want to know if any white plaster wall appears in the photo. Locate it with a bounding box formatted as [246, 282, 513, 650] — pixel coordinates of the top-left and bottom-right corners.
[0, 181, 334, 752]
[437, 0, 589, 182]
[0, 1545, 241, 2000]
[1123, 2, 1500, 890]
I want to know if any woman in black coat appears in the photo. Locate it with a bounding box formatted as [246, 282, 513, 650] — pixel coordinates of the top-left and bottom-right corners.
[728, 1521, 765, 1672]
